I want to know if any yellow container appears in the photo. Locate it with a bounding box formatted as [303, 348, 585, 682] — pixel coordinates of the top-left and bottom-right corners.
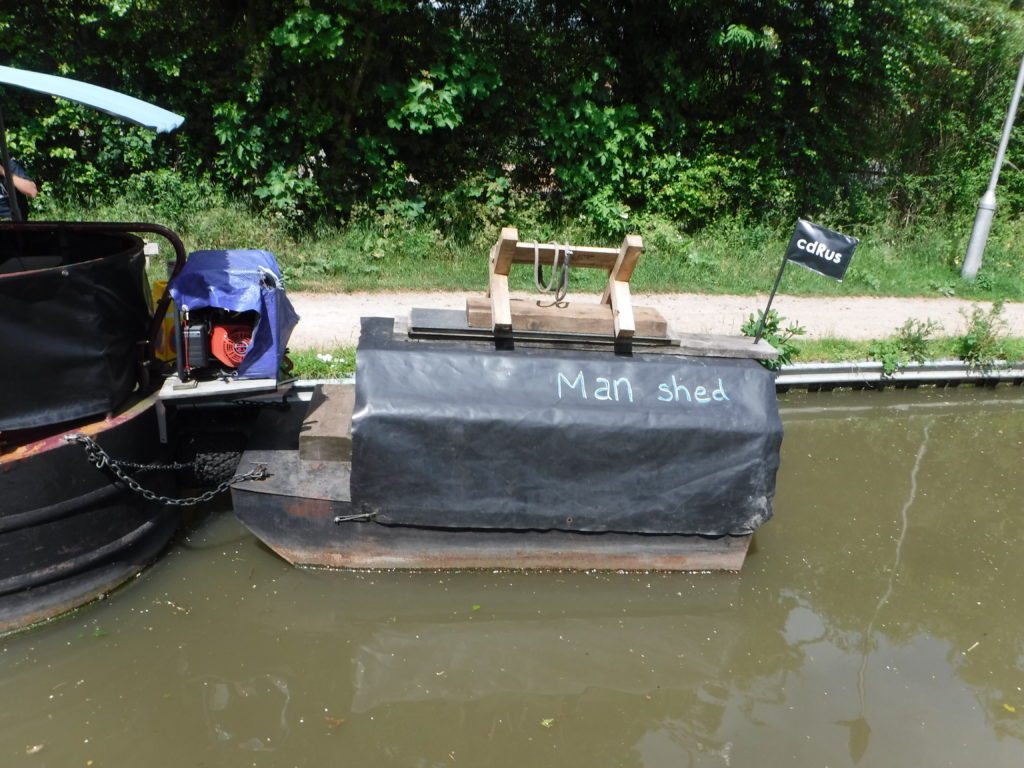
[151, 280, 177, 363]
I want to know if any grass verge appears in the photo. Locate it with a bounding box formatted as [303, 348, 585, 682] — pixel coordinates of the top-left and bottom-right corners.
[795, 337, 1024, 366]
[41, 194, 1024, 301]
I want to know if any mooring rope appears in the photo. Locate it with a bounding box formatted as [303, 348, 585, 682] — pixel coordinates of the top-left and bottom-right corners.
[532, 240, 572, 306]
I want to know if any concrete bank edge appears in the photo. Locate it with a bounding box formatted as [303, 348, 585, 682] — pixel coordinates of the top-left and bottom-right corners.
[292, 359, 1024, 394]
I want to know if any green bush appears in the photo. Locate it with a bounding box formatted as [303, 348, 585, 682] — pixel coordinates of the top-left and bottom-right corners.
[5, 0, 1024, 229]
[956, 301, 1008, 369]
[741, 309, 806, 371]
[868, 318, 942, 375]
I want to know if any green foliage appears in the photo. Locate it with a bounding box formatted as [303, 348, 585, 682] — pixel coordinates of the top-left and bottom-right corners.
[793, 338, 874, 363]
[897, 318, 943, 362]
[434, 173, 516, 240]
[868, 318, 942, 375]
[2, 0, 1024, 230]
[41, 191, 1024, 302]
[383, 30, 502, 135]
[741, 309, 806, 371]
[288, 348, 356, 379]
[867, 339, 902, 376]
[794, 334, 1024, 366]
[956, 300, 1008, 369]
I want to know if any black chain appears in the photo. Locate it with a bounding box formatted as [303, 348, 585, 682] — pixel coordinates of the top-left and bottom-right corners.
[63, 433, 268, 507]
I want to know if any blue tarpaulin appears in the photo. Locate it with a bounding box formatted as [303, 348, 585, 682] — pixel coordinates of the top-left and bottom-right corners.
[169, 250, 299, 380]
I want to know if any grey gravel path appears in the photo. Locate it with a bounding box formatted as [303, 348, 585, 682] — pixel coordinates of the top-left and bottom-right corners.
[286, 291, 1024, 350]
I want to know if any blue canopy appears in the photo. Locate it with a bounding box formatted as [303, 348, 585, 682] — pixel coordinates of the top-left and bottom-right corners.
[0, 64, 183, 133]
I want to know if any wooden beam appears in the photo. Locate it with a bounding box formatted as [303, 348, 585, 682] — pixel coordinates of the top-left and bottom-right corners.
[486, 228, 646, 337]
[487, 229, 518, 331]
[485, 242, 497, 297]
[467, 297, 667, 338]
[608, 281, 635, 338]
[661, 333, 779, 360]
[509, 242, 621, 270]
[601, 234, 644, 304]
[491, 226, 519, 276]
[488, 273, 512, 332]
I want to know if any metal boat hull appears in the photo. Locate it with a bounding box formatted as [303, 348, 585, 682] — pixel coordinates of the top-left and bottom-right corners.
[232, 400, 752, 572]
[0, 395, 178, 634]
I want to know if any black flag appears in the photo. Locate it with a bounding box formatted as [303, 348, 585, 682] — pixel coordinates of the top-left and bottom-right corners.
[784, 219, 859, 282]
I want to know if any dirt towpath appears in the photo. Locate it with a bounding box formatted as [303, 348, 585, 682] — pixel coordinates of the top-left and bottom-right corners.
[286, 291, 1024, 350]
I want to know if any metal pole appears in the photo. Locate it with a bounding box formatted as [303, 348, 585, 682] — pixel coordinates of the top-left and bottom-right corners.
[754, 254, 788, 343]
[962, 51, 1024, 280]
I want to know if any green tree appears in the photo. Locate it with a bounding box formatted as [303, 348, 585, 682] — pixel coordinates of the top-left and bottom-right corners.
[1, 0, 1022, 229]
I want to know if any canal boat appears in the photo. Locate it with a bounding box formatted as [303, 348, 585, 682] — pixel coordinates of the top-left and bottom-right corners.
[0, 66, 299, 632]
[0, 67, 189, 633]
[0, 222, 185, 634]
[232, 229, 784, 572]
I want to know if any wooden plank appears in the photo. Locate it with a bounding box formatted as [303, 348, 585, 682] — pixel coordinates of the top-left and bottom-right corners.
[616, 234, 644, 281]
[510, 242, 621, 270]
[408, 307, 677, 346]
[466, 297, 668, 337]
[491, 227, 519, 276]
[608, 280, 635, 338]
[642, 332, 780, 361]
[488, 230, 517, 331]
[485, 242, 497, 296]
[601, 234, 644, 304]
[488, 272, 512, 331]
[299, 383, 355, 462]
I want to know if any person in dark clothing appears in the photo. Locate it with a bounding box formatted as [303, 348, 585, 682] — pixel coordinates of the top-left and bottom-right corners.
[0, 158, 38, 219]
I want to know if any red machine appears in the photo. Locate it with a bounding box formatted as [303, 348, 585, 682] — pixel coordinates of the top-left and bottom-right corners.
[181, 309, 257, 376]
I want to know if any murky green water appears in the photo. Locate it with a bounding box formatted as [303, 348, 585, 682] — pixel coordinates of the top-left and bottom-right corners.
[2, 387, 1023, 767]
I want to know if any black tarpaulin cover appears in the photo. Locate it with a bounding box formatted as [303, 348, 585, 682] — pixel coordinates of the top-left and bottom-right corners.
[350, 318, 783, 535]
[0, 230, 149, 431]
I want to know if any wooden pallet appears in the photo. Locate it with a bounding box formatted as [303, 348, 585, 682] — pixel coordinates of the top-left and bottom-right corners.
[479, 227, 654, 340]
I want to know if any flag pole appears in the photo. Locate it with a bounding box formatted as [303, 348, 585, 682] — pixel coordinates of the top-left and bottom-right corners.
[754, 254, 788, 343]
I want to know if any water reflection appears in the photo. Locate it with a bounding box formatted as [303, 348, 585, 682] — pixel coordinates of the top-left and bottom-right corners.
[199, 673, 293, 751]
[837, 419, 932, 763]
[0, 388, 1022, 767]
[762, 389, 1024, 766]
